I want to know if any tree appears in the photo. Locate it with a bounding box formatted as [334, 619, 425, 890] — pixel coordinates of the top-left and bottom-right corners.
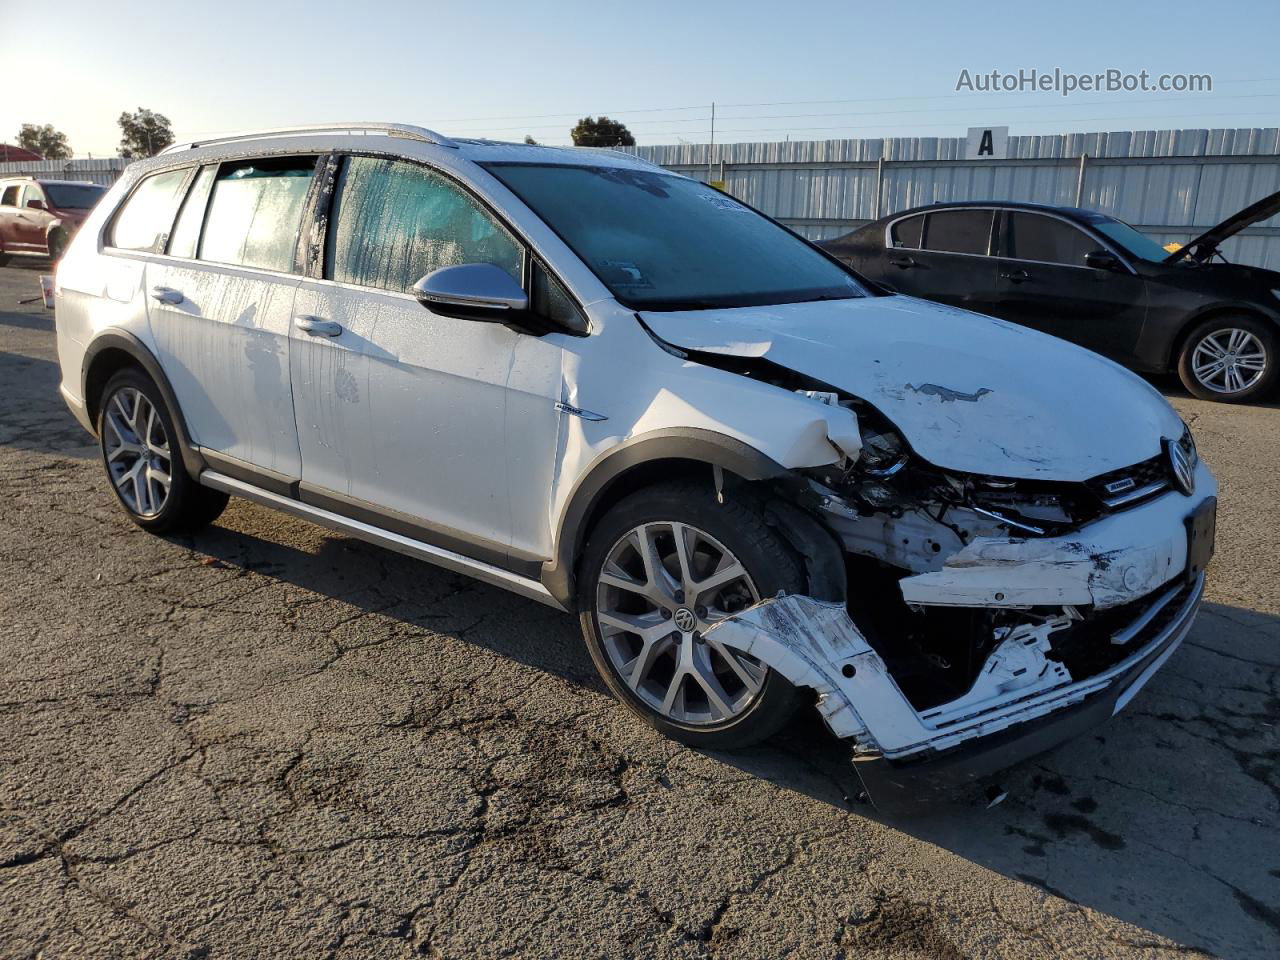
[523, 134, 538, 145]
[118, 108, 174, 159]
[16, 123, 71, 160]
[570, 116, 635, 147]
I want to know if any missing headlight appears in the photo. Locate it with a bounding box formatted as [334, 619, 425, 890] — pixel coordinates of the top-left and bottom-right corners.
[860, 425, 909, 476]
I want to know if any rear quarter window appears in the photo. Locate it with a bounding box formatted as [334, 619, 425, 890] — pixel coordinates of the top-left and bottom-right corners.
[108, 169, 191, 252]
[1, 185, 23, 207]
[889, 215, 923, 248]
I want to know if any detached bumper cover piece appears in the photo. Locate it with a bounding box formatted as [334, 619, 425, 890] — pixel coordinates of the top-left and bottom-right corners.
[706, 575, 1204, 811]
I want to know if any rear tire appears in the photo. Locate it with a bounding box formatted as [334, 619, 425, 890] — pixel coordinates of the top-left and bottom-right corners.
[1177, 314, 1278, 403]
[96, 369, 228, 534]
[578, 481, 806, 750]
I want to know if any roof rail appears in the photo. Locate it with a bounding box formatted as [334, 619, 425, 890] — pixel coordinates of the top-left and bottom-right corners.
[160, 122, 456, 155]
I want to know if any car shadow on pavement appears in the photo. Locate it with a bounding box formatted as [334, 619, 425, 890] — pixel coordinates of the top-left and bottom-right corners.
[0, 349, 96, 459]
[179, 521, 608, 690]
[175, 507, 1280, 956]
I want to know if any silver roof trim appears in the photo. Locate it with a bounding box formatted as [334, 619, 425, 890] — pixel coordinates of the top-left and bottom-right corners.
[160, 122, 457, 155]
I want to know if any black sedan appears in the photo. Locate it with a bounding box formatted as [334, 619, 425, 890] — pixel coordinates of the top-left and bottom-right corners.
[820, 192, 1280, 402]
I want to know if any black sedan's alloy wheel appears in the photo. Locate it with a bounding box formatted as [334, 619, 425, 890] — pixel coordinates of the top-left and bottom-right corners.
[1178, 315, 1278, 402]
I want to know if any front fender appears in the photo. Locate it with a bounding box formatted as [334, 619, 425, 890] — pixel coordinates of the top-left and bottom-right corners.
[541, 428, 789, 608]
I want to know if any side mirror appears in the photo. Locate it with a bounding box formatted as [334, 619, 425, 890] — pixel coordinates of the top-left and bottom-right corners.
[26, 198, 46, 211]
[1084, 250, 1121, 271]
[413, 263, 529, 324]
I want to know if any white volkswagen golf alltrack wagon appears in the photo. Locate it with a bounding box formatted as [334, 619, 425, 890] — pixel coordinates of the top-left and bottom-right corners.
[54, 123, 1216, 806]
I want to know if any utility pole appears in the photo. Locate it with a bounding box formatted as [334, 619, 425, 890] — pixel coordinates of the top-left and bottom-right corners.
[708, 102, 715, 183]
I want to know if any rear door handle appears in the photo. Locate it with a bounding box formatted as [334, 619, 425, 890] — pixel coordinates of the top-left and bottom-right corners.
[150, 285, 184, 305]
[1000, 269, 1030, 283]
[888, 256, 916, 269]
[294, 316, 343, 337]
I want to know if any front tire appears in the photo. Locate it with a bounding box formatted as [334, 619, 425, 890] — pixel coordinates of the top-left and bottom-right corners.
[97, 369, 228, 533]
[1177, 315, 1277, 402]
[578, 481, 807, 749]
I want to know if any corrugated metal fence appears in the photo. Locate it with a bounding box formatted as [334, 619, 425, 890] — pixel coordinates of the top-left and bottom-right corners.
[0, 158, 126, 186]
[626, 128, 1280, 270]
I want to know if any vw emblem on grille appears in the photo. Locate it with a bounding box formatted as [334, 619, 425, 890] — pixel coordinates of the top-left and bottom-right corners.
[673, 608, 698, 632]
[1166, 437, 1195, 496]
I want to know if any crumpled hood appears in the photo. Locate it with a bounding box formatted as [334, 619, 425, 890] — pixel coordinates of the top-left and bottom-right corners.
[642, 295, 1183, 482]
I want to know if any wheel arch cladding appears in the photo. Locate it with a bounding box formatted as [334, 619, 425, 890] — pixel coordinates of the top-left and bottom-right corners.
[542, 428, 793, 609]
[82, 332, 205, 477]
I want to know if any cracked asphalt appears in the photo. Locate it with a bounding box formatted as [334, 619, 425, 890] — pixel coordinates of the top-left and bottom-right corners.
[1, 261, 1277, 959]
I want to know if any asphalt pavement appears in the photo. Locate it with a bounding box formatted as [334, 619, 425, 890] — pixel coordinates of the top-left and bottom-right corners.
[1, 261, 1277, 959]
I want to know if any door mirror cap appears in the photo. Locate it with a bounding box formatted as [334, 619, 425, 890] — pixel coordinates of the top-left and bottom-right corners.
[413, 263, 529, 323]
[1084, 250, 1122, 271]
[25, 198, 46, 211]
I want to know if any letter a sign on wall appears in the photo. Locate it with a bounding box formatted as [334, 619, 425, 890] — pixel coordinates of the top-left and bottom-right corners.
[965, 126, 1009, 160]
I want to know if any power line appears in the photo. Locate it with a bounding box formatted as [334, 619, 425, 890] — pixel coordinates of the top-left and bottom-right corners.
[456, 91, 1280, 136]
[437, 77, 1280, 128]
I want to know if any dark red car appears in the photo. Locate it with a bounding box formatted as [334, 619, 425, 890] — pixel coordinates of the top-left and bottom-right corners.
[0, 177, 107, 262]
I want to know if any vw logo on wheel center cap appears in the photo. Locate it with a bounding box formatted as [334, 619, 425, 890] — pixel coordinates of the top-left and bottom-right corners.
[673, 607, 698, 632]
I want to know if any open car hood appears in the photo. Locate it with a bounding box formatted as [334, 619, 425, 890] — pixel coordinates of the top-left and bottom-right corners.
[1165, 188, 1280, 264]
[641, 295, 1183, 482]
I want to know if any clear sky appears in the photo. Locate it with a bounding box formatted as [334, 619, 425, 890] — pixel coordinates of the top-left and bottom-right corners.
[5, 0, 1278, 156]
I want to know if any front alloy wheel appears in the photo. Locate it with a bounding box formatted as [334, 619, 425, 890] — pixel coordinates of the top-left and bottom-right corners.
[596, 521, 767, 726]
[579, 481, 808, 749]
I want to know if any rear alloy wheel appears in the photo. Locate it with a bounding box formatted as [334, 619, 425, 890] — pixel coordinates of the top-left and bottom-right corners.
[103, 385, 172, 518]
[97, 369, 229, 533]
[579, 482, 807, 749]
[1178, 315, 1278, 402]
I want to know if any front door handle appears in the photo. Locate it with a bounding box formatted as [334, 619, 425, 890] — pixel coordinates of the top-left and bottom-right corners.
[295, 316, 343, 337]
[150, 285, 184, 305]
[1000, 269, 1031, 283]
[888, 255, 916, 269]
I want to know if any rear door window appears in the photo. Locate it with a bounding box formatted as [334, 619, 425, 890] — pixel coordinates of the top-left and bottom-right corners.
[326, 156, 522, 294]
[1005, 211, 1097, 267]
[199, 157, 317, 273]
[890, 215, 923, 248]
[922, 209, 993, 255]
[108, 168, 191, 252]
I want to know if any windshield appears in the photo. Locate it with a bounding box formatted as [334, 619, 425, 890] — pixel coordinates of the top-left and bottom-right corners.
[44, 183, 106, 210]
[483, 163, 866, 310]
[1077, 212, 1171, 262]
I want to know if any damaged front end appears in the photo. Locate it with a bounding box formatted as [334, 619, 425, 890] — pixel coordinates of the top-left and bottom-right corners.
[720, 391, 1216, 811]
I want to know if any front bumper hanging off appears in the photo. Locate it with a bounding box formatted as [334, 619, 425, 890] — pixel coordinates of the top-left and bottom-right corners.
[706, 534, 1209, 813]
